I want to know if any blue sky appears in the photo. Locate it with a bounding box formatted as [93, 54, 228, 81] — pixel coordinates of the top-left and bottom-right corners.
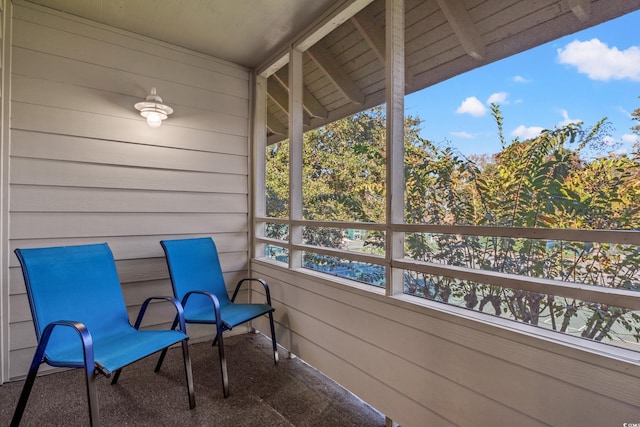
[405, 10, 640, 157]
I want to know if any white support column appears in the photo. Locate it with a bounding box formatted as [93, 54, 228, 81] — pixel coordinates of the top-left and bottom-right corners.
[385, 0, 405, 297]
[0, 0, 11, 384]
[288, 47, 304, 269]
[252, 73, 268, 261]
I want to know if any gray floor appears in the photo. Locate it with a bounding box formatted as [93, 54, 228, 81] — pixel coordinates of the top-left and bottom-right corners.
[0, 333, 386, 426]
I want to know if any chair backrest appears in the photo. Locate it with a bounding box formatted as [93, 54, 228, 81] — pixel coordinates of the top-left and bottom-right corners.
[15, 243, 131, 352]
[161, 238, 231, 310]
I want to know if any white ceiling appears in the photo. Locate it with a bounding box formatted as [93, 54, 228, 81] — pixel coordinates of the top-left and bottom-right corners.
[24, 0, 338, 67]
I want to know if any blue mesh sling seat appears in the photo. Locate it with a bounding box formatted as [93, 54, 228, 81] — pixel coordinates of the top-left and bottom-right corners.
[11, 243, 195, 427]
[160, 237, 278, 398]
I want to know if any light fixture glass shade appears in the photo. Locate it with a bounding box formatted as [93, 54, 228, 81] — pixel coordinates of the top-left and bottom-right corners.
[134, 88, 173, 128]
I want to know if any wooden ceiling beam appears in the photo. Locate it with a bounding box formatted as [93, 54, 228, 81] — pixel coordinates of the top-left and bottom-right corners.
[267, 111, 287, 135]
[307, 44, 365, 105]
[295, 0, 374, 51]
[267, 79, 289, 113]
[351, 7, 414, 88]
[566, 0, 591, 22]
[435, 0, 485, 60]
[267, 78, 313, 124]
[351, 8, 384, 63]
[274, 68, 328, 118]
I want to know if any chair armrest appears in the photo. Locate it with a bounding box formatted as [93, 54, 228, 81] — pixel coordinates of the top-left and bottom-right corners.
[182, 290, 222, 312]
[182, 290, 229, 330]
[39, 320, 108, 376]
[232, 278, 272, 306]
[134, 296, 187, 333]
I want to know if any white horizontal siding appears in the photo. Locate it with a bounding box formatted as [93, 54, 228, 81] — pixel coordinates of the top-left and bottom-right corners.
[13, 9, 249, 91]
[6, 2, 252, 380]
[12, 47, 250, 120]
[251, 261, 640, 426]
[12, 102, 249, 152]
[10, 212, 247, 239]
[8, 232, 248, 271]
[11, 158, 248, 194]
[10, 131, 248, 174]
[12, 80, 249, 138]
[11, 186, 247, 213]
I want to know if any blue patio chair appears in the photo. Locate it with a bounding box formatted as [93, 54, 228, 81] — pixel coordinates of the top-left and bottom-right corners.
[11, 243, 195, 427]
[160, 237, 278, 398]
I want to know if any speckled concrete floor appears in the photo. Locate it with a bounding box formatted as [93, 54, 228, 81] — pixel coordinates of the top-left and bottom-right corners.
[1, 333, 385, 427]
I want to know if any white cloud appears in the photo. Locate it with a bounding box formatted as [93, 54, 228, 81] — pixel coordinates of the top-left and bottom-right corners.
[513, 75, 531, 83]
[456, 96, 486, 117]
[487, 92, 508, 104]
[558, 109, 581, 126]
[451, 131, 473, 139]
[603, 135, 617, 146]
[511, 125, 544, 139]
[622, 133, 639, 143]
[557, 38, 640, 81]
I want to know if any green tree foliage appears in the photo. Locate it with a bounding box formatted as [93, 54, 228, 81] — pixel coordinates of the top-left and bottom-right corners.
[266, 108, 387, 224]
[265, 107, 387, 254]
[404, 104, 640, 343]
[303, 108, 387, 223]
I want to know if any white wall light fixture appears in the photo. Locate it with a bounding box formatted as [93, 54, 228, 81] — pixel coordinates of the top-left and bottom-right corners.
[134, 87, 173, 128]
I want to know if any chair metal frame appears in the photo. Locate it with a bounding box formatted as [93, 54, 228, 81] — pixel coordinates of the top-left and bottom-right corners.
[160, 237, 278, 398]
[11, 243, 195, 427]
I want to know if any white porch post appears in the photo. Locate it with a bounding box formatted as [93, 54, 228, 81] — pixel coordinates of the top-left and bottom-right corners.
[288, 47, 304, 269]
[252, 73, 268, 261]
[0, 0, 11, 384]
[385, 0, 405, 296]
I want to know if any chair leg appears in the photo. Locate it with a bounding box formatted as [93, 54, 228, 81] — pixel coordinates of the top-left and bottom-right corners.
[268, 312, 279, 364]
[155, 314, 180, 372]
[85, 368, 100, 427]
[216, 331, 229, 398]
[10, 354, 43, 427]
[110, 369, 122, 385]
[181, 340, 196, 409]
[154, 348, 169, 373]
